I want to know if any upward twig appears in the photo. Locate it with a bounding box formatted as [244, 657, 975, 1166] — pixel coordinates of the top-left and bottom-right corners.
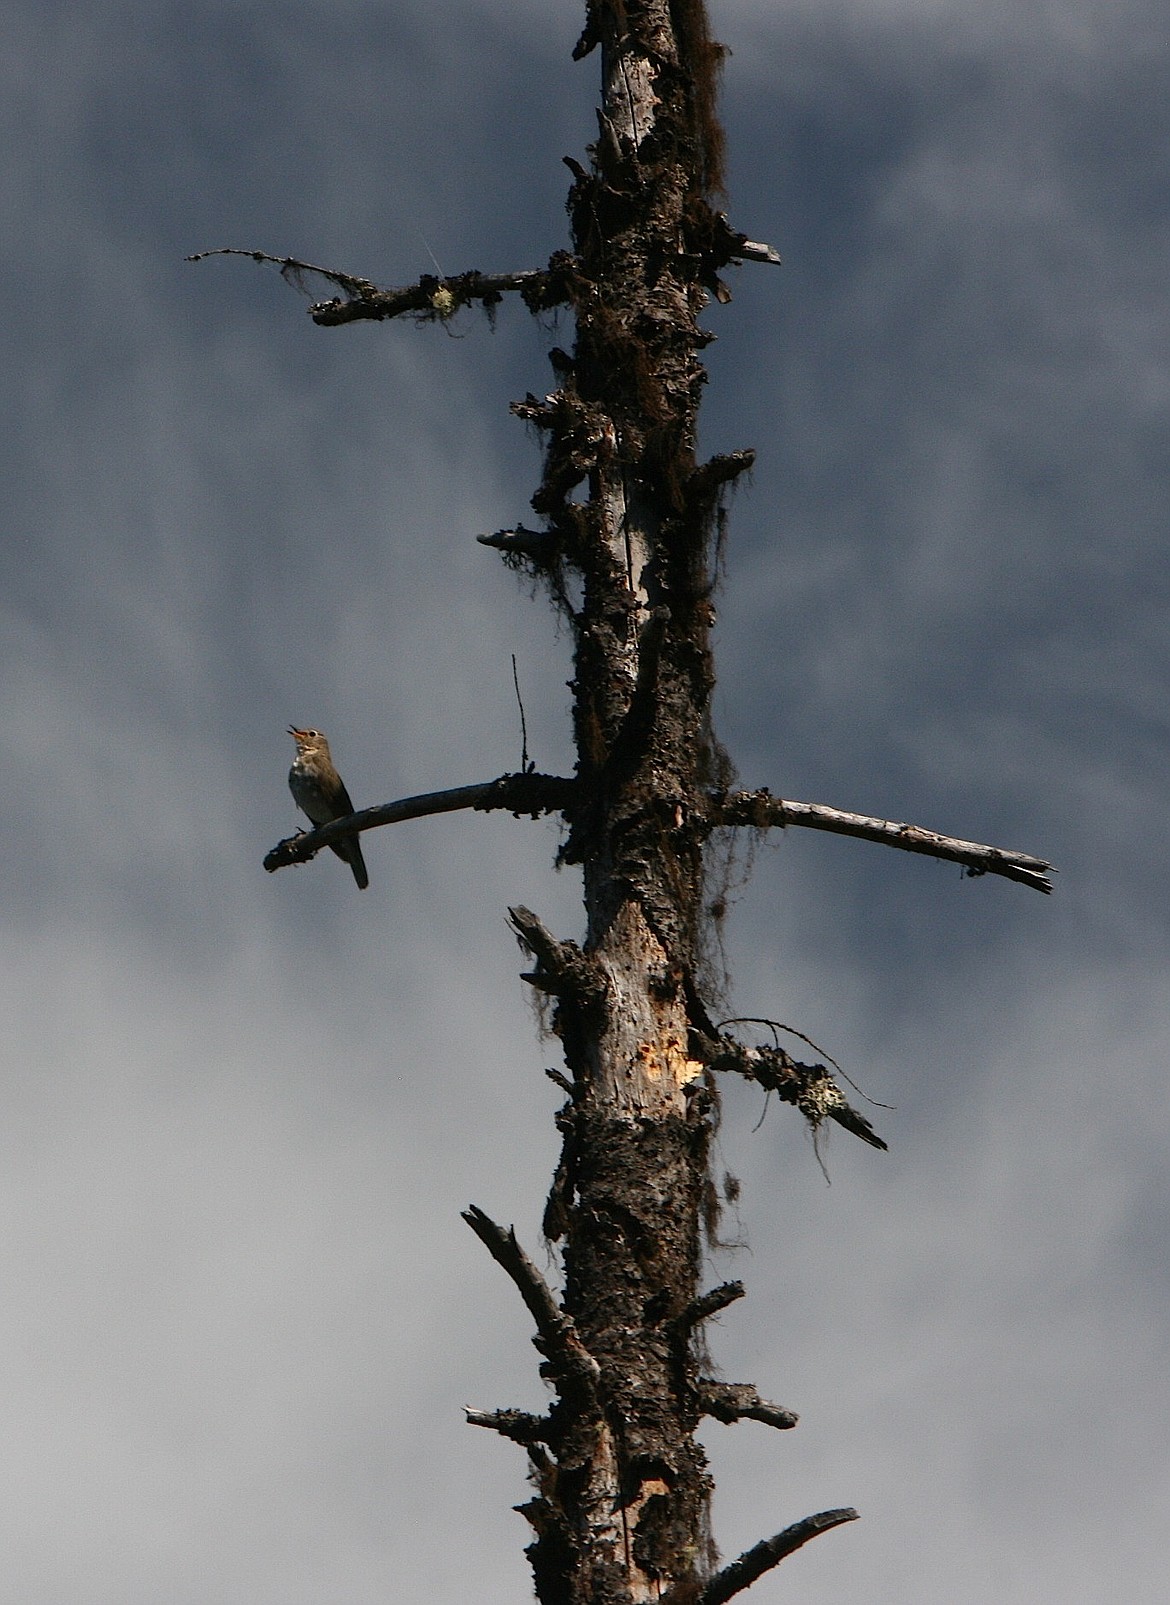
[461, 1206, 600, 1402]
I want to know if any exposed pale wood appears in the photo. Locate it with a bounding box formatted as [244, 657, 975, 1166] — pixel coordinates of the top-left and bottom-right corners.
[735, 238, 782, 264]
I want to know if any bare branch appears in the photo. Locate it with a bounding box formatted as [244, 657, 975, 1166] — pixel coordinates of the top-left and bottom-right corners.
[696, 1380, 799, 1431]
[265, 769, 1050, 898]
[461, 1206, 600, 1400]
[187, 248, 565, 326]
[186, 247, 377, 300]
[263, 771, 576, 875]
[689, 450, 756, 502]
[507, 906, 601, 1005]
[697, 1509, 860, 1605]
[477, 525, 561, 563]
[712, 788, 1054, 893]
[674, 1281, 745, 1334]
[464, 1407, 552, 1446]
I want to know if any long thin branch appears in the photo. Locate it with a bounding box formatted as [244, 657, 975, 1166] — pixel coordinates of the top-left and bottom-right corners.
[187, 249, 564, 325]
[186, 248, 378, 300]
[263, 772, 576, 875]
[712, 788, 1054, 893]
[264, 769, 1051, 901]
[697, 1510, 860, 1605]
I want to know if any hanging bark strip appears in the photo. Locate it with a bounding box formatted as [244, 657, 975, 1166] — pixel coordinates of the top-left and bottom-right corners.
[202, 3, 1056, 1601]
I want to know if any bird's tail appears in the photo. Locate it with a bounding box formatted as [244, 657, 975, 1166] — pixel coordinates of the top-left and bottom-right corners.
[330, 835, 369, 890]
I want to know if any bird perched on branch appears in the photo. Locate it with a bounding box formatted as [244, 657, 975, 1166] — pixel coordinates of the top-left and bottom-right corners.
[287, 726, 369, 889]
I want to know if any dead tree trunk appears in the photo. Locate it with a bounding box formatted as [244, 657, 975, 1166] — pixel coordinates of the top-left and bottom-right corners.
[491, 8, 773, 1599]
[481, 20, 869, 1589]
[227, 2, 1053, 1599]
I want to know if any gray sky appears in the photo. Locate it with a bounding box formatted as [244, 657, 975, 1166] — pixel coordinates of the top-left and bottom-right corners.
[4, 0, 1168, 1599]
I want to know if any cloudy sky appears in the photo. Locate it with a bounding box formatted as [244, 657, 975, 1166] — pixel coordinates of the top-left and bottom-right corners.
[4, 0, 1168, 1599]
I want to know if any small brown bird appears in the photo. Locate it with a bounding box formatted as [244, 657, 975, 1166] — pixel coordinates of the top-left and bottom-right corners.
[287, 726, 369, 889]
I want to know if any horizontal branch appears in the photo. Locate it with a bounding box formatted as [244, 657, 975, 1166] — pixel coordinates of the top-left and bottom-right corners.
[697, 1509, 859, 1605]
[462, 1206, 601, 1401]
[263, 772, 576, 875]
[187, 248, 563, 326]
[711, 789, 1054, 893]
[477, 525, 560, 562]
[464, 1407, 552, 1446]
[697, 1380, 798, 1431]
[264, 769, 1049, 905]
[310, 266, 555, 326]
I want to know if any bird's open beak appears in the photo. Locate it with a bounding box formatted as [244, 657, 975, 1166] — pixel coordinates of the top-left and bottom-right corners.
[288, 725, 306, 740]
